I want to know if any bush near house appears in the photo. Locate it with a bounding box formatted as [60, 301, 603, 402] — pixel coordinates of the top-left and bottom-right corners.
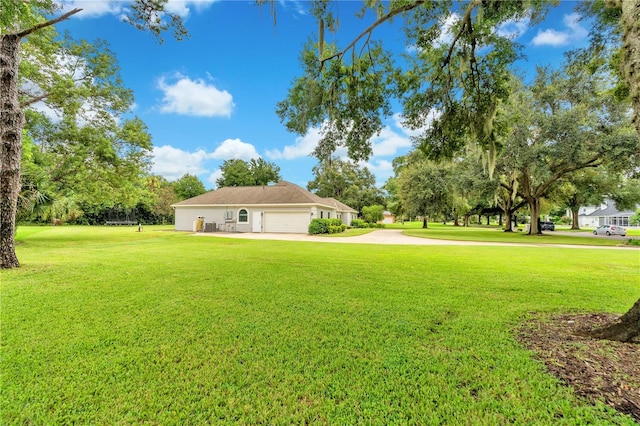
[350, 219, 367, 228]
[308, 218, 346, 235]
[350, 219, 386, 229]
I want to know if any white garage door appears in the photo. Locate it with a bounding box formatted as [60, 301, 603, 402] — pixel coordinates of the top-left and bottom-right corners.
[263, 212, 310, 233]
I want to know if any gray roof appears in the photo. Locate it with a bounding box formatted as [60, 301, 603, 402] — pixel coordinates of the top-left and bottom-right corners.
[588, 200, 638, 217]
[322, 197, 358, 213]
[172, 181, 356, 212]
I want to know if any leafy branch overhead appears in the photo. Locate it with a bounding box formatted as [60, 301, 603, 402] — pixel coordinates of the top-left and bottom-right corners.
[276, 0, 555, 164]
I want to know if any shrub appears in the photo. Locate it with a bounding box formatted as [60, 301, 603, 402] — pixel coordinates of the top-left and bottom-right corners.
[362, 205, 384, 223]
[309, 218, 347, 235]
[328, 225, 341, 234]
[308, 219, 329, 235]
[351, 219, 366, 228]
[329, 218, 342, 227]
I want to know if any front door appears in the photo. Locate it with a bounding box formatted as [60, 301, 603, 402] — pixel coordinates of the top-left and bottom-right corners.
[252, 211, 262, 232]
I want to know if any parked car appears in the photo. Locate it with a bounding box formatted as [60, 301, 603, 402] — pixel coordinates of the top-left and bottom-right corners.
[540, 221, 555, 231]
[593, 225, 627, 236]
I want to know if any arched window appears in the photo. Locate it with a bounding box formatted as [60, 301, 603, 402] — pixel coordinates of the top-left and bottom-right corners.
[238, 209, 248, 223]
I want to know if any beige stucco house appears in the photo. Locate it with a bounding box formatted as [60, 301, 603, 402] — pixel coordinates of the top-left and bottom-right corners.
[172, 181, 358, 233]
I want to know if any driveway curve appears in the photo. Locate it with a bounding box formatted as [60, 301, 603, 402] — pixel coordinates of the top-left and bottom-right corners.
[196, 229, 638, 250]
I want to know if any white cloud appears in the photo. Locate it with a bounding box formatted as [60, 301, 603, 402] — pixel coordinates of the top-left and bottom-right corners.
[208, 169, 223, 187]
[371, 127, 411, 157]
[30, 101, 62, 122]
[210, 138, 260, 161]
[362, 159, 394, 174]
[151, 145, 210, 180]
[359, 159, 395, 187]
[266, 127, 322, 160]
[59, 1, 125, 18]
[277, 0, 308, 16]
[266, 116, 422, 162]
[59, 0, 217, 19]
[406, 13, 459, 54]
[436, 13, 459, 47]
[392, 111, 440, 138]
[157, 74, 234, 117]
[164, 0, 218, 18]
[151, 138, 259, 182]
[495, 15, 531, 39]
[531, 12, 587, 47]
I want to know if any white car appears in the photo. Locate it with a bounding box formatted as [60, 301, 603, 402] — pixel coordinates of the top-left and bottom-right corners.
[593, 225, 627, 237]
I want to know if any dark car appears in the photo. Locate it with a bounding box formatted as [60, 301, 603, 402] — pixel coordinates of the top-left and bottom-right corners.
[540, 221, 555, 231]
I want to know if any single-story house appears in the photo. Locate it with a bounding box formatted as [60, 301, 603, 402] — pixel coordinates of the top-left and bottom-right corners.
[172, 181, 358, 233]
[573, 199, 639, 228]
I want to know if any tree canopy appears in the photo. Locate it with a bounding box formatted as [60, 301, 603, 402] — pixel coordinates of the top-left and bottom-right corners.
[277, 0, 555, 166]
[173, 173, 207, 201]
[216, 158, 282, 188]
[307, 158, 384, 214]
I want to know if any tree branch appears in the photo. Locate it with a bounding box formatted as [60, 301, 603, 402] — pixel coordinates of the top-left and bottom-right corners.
[14, 8, 83, 39]
[21, 92, 50, 108]
[320, 1, 426, 65]
[442, 0, 481, 69]
[536, 156, 603, 197]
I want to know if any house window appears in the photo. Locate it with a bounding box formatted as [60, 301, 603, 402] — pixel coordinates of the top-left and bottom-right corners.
[238, 209, 248, 223]
[327, 212, 331, 219]
[320, 211, 323, 218]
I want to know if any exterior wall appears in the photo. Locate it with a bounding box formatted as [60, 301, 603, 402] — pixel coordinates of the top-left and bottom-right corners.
[381, 213, 395, 224]
[335, 211, 356, 226]
[175, 205, 321, 233]
[263, 208, 312, 233]
[578, 214, 599, 228]
[578, 214, 633, 228]
[317, 208, 335, 220]
[174, 206, 222, 231]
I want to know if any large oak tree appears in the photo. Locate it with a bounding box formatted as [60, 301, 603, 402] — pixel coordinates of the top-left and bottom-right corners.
[1, 0, 187, 268]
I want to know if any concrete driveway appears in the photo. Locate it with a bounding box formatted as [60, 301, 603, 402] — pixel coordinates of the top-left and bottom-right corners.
[196, 229, 637, 250]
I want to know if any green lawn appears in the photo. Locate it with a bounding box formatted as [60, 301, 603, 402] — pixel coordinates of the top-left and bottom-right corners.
[2, 226, 639, 424]
[388, 222, 638, 246]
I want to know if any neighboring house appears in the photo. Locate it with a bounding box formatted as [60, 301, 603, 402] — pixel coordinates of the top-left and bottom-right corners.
[172, 181, 358, 233]
[381, 211, 395, 224]
[573, 200, 639, 228]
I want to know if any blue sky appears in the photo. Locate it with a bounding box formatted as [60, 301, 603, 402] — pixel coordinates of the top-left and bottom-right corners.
[52, 1, 591, 190]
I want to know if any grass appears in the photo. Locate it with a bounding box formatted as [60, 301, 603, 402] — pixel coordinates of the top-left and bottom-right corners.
[321, 227, 374, 237]
[387, 222, 637, 246]
[2, 226, 639, 424]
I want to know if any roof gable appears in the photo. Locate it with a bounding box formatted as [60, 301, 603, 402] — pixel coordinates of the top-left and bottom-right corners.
[322, 197, 358, 213]
[172, 181, 355, 211]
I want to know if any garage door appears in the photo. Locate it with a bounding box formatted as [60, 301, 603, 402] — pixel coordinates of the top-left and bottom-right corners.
[263, 212, 310, 233]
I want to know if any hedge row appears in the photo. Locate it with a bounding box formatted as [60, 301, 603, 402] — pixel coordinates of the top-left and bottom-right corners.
[350, 219, 386, 229]
[308, 218, 347, 235]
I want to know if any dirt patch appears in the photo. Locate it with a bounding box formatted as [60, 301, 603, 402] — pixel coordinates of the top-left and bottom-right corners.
[517, 313, 640, 422]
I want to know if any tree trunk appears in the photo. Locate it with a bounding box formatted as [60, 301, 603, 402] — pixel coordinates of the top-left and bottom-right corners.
[453, 211, 459, 226]
[586, 298, 640, 343]
[0, 9, 81, 269]
[571, 208, 580, 230]
[504, 213, 513, 232]
[422, 217, 428, 228]
[526, 197, 542, 235]
[0, 34, 24, 269]
[617, 0, 640, 135]
[498, 213, 502, 226]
